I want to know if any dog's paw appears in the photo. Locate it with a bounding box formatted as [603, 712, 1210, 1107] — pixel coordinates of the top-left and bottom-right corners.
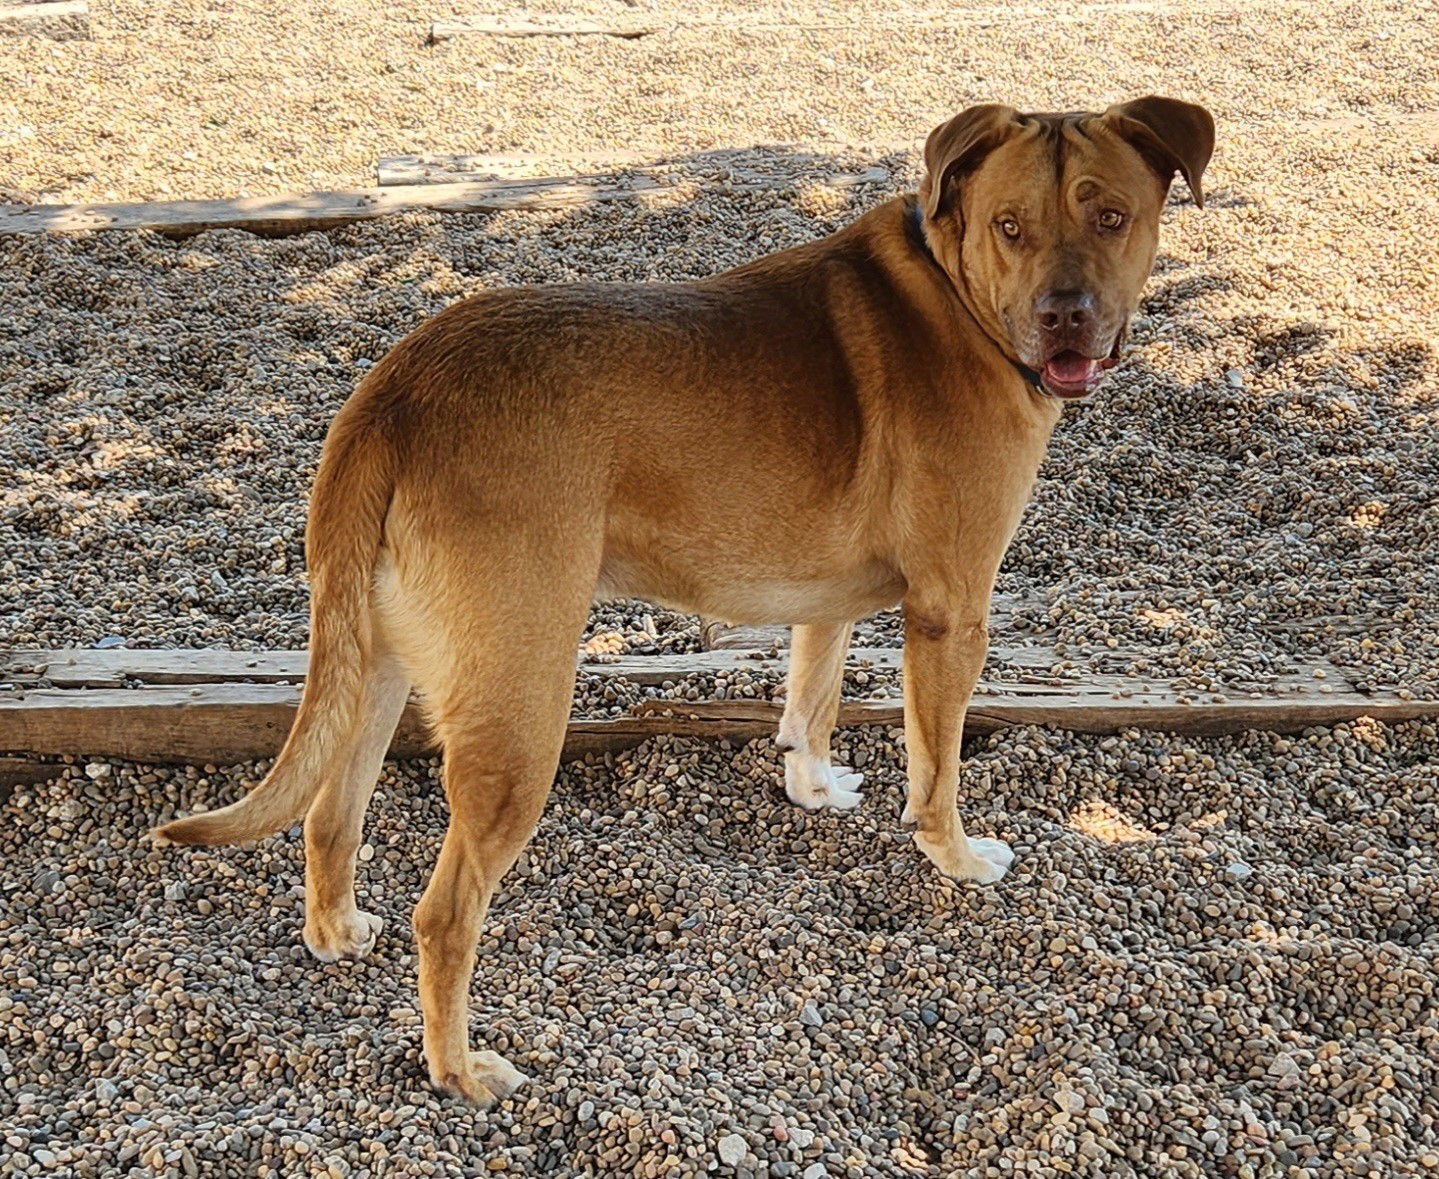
[784, 754, 865, 811]
[915, 833, 1015, 885]
[967, 838, 1015, 869]
[431, 1050, 529, 1108]
[303, 908, 383, 962]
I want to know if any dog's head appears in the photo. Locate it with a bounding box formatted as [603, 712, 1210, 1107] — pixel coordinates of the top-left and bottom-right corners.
[918, 96, 1214, 400]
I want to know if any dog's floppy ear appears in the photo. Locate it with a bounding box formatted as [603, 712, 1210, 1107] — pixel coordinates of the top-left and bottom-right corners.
[1103, 96, 1215, 208]
[921, 104, 1021, 218]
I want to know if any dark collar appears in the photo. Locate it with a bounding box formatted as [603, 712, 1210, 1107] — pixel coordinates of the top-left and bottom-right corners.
[906, 201, 1047, 393]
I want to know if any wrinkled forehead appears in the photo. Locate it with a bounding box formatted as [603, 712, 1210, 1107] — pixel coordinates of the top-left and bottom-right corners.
[966, 115, 1160, 213]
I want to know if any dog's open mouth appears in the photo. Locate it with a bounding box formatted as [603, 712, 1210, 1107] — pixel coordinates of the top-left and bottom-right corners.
[1040, 337, 1123, 400]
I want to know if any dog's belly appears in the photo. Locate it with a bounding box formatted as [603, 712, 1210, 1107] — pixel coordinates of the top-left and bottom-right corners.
[595, 551, 904, 625]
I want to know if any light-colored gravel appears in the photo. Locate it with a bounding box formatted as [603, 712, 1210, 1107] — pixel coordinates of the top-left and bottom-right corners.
[3, 0, 1438, 204]
[4, 719, 1438, 1177]
[4, 1, 1439, 1175]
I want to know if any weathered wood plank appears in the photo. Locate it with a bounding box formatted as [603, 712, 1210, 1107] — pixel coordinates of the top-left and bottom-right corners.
[0, 643, 1095, 690]
[377, 150, 658, 186]
[0, 684, 793, 765]
[5, 649, 313, 689]
[0, 0, 88, 40]
[2, 672, 1432, 767]
[0, 178, 665, 238]
[0, 756, 64, 803]
[0, 644, 1396, 693]
[0, 684, 390, 764]
[373, 150, 887, 190]
[0, 166, 888, 239]
[636, 690, 1438, 738]
[430, 18, 659, 42]
[10, 646, 797, 688]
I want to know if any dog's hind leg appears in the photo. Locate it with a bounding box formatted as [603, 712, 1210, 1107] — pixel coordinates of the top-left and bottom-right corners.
[398, 532, 598, 1107]
[414, 643, 584, 1104]
[302, 640, 411, 962]
[777, 622, 863, 810]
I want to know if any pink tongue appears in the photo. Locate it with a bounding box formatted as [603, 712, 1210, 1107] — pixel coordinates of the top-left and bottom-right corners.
[1044, 353, 1099, 384]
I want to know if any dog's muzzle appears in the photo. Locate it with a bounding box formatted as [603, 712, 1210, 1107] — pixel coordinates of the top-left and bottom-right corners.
[1036, 331, 1124, 400]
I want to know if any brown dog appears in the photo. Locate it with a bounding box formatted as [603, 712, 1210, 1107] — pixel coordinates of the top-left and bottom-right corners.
[154, 97, 1214, 1105]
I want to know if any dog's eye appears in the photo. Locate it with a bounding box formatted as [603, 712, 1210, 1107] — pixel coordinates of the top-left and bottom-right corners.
[1098, 209, 1126, 231]
[997, 218, 1021, 240]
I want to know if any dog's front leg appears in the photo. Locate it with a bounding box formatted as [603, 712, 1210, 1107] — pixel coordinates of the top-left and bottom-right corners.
[776, 622, 863, 810]
[900, 593, 1014, 884]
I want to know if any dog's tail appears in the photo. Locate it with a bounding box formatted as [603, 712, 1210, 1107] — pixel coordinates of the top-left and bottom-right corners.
[152, 398, 396, 847]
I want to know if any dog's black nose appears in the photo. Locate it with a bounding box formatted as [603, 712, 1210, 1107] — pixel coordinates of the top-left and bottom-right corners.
[1036, 290, 1096, 333]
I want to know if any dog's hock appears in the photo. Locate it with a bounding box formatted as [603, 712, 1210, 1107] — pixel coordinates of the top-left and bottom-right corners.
[784, 751, 865, 811]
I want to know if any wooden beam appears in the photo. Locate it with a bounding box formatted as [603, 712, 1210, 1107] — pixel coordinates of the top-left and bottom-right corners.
[0, 177, 663, 238]
[0, 166, 889, 239]
[0, 683, 783, 765]
[4, 648, 315, 688]
[376, 150, 658, 186]
[1, 642, 1084, 691]
[0, 756, 64, 803]
[635, 690, 1439, 739]
[1, 684, 365, 765]
[372, 150, 888, 191]
[0, 1, 88, 40]
[5, 646, 803, 689]
[430, 18, 659, 42]
[2, 648, 1431, 766]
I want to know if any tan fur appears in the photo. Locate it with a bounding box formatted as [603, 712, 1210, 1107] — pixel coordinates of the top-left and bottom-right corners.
[152, 97, 1214, 1106]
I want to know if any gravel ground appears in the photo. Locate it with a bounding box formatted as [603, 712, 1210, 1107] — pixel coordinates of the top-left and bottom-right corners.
[5, 1, 1439, 1175]
[3, 115, 1437, 695]
[5, 720, 1438, 1177]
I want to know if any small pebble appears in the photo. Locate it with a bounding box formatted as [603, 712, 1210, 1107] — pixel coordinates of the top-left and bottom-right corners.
[717, 1133, 748, 1166]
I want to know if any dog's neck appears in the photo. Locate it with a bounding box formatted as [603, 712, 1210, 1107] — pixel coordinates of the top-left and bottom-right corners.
[905, 201, 1046, 394]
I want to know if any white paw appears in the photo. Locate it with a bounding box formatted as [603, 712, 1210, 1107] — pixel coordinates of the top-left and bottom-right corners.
[915, 833, 1015, 884]
[784, 753, 865, 811]
[968, 837, 1016, 870]
[304, 908, 383, 962]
